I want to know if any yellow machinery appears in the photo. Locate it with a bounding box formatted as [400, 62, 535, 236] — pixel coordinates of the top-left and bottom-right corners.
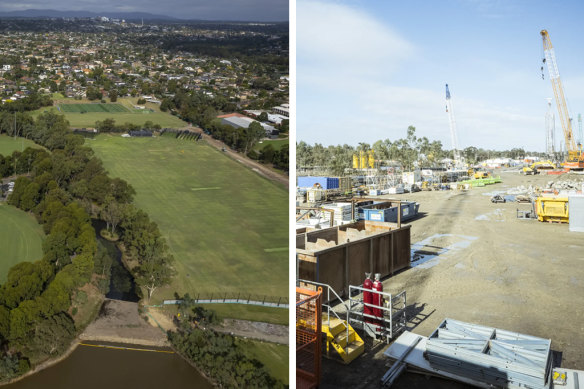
[535, 196, 569, 223]
[474, 171, 491, 179]
[541, 30, 584, 170]
[522, 160, 557, 175]
[368, 150, 375, 169]
[352, 151, 375, 169]
[359, 152, 367, 170]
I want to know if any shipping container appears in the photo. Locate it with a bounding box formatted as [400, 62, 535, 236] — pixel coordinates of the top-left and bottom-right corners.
[297, 176, 340, 190]
[360, 201, 419, 222]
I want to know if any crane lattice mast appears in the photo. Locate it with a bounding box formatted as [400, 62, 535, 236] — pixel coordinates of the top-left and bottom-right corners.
[541, 30, 578, 157]
[445, 84, 460, 163]
[545, 98, 555, 156]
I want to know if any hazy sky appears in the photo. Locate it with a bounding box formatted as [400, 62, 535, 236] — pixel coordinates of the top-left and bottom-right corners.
[297, 0, 584, 151]
[0, 0, 288, 21]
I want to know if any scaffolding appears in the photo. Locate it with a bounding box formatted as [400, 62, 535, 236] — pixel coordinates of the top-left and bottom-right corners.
[296, 287, 323, 389]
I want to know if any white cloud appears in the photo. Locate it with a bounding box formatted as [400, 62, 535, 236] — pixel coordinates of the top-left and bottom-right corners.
[297, 0, 414, 80]
[297, 0, 548, 151]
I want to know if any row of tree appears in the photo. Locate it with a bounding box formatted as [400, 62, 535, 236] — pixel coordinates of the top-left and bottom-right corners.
[94, 118, 161, 133]
[0, 111, 175, 380]
[0, 93, 53, 113]
[0, 144, 98, 378]
[298, 126, 544, 175]
[249, 143, 289, 172]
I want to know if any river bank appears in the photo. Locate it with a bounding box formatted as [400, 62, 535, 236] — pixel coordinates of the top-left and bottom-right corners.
[80, 299, 169, 347]
[0, 340, 80, 387]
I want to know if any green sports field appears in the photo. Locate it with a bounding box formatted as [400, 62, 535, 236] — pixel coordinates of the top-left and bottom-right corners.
[32, 98, 188, 129]
[0, 204, 45, 283]
[59, 103, 129, 113]
[90, 135, 288, 302]
[0, 135, 42, 156]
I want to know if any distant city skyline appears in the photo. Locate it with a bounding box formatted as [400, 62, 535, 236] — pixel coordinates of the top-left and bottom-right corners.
[0, 1, 288, 22]
[297, 0, 584, 152]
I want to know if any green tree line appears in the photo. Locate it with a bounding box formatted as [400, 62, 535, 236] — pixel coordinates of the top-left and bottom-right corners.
[169, 301, 285, 389]
[298, 126, 543, 175]
[0, 111, 174, 380]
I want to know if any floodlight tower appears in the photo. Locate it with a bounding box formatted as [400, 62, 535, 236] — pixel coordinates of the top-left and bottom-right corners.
[545, 98, 555, 156]
[445, 84, 460, 164]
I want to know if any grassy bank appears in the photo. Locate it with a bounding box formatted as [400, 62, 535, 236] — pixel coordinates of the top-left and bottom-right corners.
[0, 135, 42, 156]
[236, 339, 289, 385]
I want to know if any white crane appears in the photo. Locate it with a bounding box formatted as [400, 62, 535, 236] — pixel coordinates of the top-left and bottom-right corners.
[541, 29, 582, 169]
[445, 84, 460, 164]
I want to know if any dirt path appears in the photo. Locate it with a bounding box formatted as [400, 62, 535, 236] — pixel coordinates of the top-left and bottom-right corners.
[320, 170, 584, 388]
[199, 132, 289, 189]
[211, 319, 289, 345]
[145, 307, 288, 344]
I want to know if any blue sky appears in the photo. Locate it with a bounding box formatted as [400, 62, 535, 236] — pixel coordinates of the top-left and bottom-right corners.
[297, 0, 584, 151]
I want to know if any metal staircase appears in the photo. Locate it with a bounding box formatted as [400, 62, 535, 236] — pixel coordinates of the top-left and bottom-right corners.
[298, 279, 407, 364]
[322, 315, 364, 364]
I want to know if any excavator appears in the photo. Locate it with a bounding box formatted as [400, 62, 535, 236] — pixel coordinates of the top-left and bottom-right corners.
[541, 30, 584, 170]
[522, 160, 556, 175]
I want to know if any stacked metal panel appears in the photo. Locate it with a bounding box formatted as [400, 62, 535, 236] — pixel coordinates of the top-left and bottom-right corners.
[426, 319, 552, 389]
[321, 203, 353, 223]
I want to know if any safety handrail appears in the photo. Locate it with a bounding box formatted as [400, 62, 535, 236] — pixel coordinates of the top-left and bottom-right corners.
[297, 279, 351, 355]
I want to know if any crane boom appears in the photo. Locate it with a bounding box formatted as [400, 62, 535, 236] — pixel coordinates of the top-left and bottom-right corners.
[445, 84, 460, 163]
[540, 30, 582, 168]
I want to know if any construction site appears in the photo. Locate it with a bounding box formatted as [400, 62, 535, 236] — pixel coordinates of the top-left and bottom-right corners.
[296, 29, 584, 389]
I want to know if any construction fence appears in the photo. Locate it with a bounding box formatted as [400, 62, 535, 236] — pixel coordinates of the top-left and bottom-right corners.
[160, 292, 289, 309]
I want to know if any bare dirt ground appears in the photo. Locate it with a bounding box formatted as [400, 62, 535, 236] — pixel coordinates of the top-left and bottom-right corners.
[147, 306, 288, 345]
[211, 319, 289, 345]
[146, 307, 177, 332]
[199, 132, 289, 189]
[80, 299, 168, 347]
[320, 170, 584, 388]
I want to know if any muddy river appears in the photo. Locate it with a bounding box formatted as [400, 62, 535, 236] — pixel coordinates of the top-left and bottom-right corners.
[6, 341, 213, 389]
